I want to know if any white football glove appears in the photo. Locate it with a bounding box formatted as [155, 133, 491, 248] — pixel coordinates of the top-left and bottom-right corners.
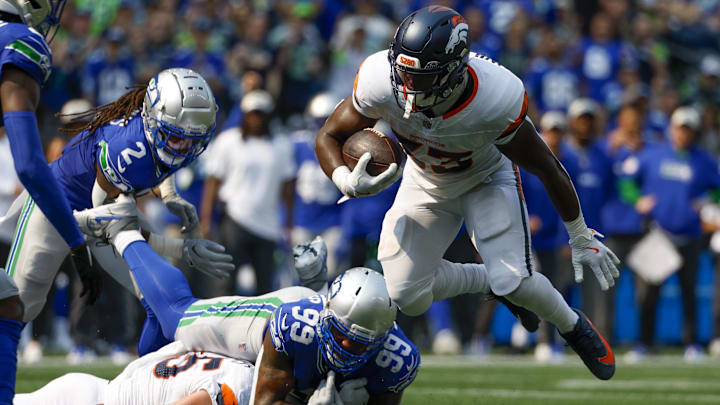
[159, 177, 198, 234]
[332, 152, 400, 198]
[308, 371, 344, 405]
[182, 239, 235, 279]
[74, 194, 139, 240]
[338, 378, 369, 405]
[569, 228, 620, 291]
[292, 236, 328, 291]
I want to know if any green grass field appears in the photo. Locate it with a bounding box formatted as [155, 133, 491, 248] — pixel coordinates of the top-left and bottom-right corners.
[15, 354, 720, 404]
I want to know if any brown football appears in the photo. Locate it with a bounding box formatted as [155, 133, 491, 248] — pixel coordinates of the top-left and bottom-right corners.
[342, 128, 405, 176]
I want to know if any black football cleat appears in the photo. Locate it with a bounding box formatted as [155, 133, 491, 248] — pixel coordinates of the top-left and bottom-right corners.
[488, 293, 540, 333]
[561, 309, 615, 380]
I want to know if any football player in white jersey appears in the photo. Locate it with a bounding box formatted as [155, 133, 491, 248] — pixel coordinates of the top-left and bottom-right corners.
[14, 341, 253, 405]
[315, 5, 620, 380]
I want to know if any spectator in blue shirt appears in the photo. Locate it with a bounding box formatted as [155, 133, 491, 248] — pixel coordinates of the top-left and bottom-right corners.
[565, 98, 615, 339]
[622, 106, 720, 361]
[82, 27, 135, 106]
[523, 111, 579, 362]
[573, 12, 632, 103]
[524, 30, 579, 113]
[601, 103, 650, 352]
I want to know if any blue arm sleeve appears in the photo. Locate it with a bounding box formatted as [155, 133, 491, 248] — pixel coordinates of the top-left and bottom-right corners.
[122, 240, 197, 339]
[3, 111, 84, 248]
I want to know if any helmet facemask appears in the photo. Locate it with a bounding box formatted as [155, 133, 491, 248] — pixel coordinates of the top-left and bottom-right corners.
[390, 51, 468, 118]
[144, 115, 215, 169]
[2, 0, 67, 41]
[317, 307, 388, 374]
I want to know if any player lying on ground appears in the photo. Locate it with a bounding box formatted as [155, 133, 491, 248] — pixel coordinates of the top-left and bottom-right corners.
[0, 68, 234, 330]
[75, 197, 540, 405]
[0, 1, 104, 402]
[315, 5, 619, 380]
[15, 341, 253, 405]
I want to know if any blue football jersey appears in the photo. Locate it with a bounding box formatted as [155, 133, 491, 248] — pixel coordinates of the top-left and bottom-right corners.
[51, 112, 174, 210]
[0, 21, 52, 88]
[292, 130, 342, 233]
[267, 295, 420, 397]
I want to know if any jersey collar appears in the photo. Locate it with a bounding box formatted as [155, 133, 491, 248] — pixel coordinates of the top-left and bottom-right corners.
[442, 66, 478, 120]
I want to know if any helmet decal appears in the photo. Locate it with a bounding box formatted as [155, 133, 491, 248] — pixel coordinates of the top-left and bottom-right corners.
[328, 271, 344, 299]
[445, 20, 468, 54]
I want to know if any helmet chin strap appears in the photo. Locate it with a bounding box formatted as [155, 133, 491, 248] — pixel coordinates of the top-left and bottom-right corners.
[403, 94, 414, 119]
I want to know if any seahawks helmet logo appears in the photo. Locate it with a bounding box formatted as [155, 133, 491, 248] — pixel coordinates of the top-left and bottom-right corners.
[445, 22, 468, 54]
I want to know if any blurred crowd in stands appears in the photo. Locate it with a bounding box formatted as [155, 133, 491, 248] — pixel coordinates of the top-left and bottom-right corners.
[4, 0, 720, 365]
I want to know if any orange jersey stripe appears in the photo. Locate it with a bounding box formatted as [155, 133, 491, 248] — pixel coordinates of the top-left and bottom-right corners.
[499, 91, 529, 138]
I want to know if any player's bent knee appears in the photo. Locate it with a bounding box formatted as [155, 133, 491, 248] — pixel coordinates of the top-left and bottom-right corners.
[390, 289, 432, 316]
[0, 296, 24, 322]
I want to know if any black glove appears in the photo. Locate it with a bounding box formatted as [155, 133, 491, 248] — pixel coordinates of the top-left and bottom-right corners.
[70, 242, 102, 304]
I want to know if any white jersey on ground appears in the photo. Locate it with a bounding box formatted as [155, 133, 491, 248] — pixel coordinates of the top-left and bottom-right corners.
[14, 341, 253, 405]
[105, 341, 253, 405]
[175, 286, 317, 362]
[352, 50, 527, 199]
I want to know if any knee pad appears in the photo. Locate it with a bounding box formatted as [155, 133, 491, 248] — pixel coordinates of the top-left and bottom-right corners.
[387, 283, 433, 317]
[0, 296, 24, 322]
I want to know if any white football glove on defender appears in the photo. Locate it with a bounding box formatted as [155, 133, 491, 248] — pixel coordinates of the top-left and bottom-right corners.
[308, 371, 344, 405]
[332, 152, 400, 199]
[293, 236, 329, 292]
[565, 214, 620, 291]
[74, 194, 139, 239]
[159, 176, 198, 234]
[338, 378, 369, 405]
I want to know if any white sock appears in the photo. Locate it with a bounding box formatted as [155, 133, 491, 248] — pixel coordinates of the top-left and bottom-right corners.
[504, 272, 579, 333]
[432, 260, 490, 301]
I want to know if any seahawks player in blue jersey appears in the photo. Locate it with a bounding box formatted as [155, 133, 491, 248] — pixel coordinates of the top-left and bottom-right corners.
[1, 67, 230, 322]
[258, 268, 419, 405]
[0, 1, 99, 403]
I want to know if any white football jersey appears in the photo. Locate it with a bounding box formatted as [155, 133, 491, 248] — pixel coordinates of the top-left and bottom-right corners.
[104, 342, 253, 405]
[353, 50, 528, 198]
[174, 286, 317, 362]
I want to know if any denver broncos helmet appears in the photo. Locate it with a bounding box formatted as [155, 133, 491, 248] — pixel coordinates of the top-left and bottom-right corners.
[389, 5, 470, 115]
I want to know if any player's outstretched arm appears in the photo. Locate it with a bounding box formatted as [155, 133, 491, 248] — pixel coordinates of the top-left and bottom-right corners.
[0, 65, 85, 249]
[252, 334, 297, 405]
[496, 119, 620, 291]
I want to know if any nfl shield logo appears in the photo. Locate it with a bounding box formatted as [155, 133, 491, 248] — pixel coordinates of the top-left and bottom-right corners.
[423, 120, 432, 129]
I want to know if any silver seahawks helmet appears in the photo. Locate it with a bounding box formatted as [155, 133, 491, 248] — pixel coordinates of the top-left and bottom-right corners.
[318, 267, 397, 374]
[0, 0, 66, 39]
[142, 68, 218, 169]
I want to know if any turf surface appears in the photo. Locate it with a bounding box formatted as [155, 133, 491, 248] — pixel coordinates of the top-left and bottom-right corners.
[15, 354, 720, 404]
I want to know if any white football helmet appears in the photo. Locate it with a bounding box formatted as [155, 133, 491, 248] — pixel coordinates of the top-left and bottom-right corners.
[305, 92, 341, 130]
[142, 68, 218, 169]
[0, 0, 66, 38]
[318, 268, 397, 373]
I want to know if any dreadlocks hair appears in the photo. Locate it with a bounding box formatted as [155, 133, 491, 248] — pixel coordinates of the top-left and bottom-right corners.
[58, 85, 148, 141]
